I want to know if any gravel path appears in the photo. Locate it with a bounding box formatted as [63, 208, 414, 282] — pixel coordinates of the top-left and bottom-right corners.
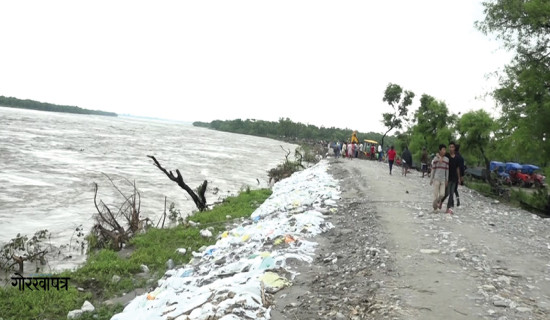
[272, 159, 550, 320]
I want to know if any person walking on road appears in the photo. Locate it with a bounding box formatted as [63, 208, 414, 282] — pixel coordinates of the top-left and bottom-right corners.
[440, 142, 461, 214]
[342, 142, 347, 158]
[370, 144, 375, 160]
[454, 144, 465, 206]
[401, 146, 412, 177]
[387, 146, 397, 175]
[421, 147, 429, 178]
[431, 144, 449, 212]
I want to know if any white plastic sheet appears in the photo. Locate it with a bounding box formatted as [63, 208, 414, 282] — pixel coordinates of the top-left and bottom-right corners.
[111, 160, 339, 320]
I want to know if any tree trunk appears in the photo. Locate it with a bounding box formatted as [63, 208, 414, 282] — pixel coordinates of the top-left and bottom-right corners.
[381, 126, 394, 149]
[479, 145, 495, 186]
[147, 155, 207, 212]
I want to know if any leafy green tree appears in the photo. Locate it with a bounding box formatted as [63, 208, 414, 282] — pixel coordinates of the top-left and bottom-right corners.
[381, 83, 415, 149]
[408, 94, 456, 163]
[493, 60, 550, 166]
[457, 110, 496, 177]
[477, 0, 550, 167]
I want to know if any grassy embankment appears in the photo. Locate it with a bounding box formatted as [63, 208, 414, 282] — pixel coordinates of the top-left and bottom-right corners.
[0, 189, 272, 320]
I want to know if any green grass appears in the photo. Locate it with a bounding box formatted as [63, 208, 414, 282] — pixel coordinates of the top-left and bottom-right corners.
[189, 188, 271, 225]
[0, 284, 124, 320]
[464, 181, 492, 195]
[465, 180, 549, 215]
[0, 188, 272, 320]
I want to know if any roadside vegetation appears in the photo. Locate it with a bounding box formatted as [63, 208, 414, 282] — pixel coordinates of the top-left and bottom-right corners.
[0, 189, 272, 320]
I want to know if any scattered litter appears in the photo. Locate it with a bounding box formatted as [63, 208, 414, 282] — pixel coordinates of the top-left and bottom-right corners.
[111, 160, 339, 320]
[420, 249, 440, 254]
[200, 229, 212, 238]
[260, 271, 291, 293]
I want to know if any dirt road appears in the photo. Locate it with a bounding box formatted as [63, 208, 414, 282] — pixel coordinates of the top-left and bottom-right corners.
[272, 159, 550, 319]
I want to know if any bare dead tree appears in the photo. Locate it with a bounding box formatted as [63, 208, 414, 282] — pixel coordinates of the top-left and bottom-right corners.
[268, 146, 305, 184]
[280, 145, 291, 161]
[91, 177, 149, 251]
[147, 155, 208, 212]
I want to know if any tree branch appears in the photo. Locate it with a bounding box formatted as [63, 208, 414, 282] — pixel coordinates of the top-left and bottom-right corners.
[147, 155, 207, 211]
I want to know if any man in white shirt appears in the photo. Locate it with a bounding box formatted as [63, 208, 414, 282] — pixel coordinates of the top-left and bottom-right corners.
[378, 145, 383, 161]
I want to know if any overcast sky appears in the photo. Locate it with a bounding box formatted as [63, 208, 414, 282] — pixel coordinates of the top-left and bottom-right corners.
[1, 0, 512, 133]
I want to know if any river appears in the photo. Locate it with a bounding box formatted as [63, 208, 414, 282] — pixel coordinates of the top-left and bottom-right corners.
[0, 106, 297, 271]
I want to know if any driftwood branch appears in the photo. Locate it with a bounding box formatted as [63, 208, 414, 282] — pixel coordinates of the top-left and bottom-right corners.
[280, 145, 291, 162]
[92, 179, 142, 251]
[147, 155, 208, 212]
[11, 250, 47, 274]
[101, 174, 141, 232]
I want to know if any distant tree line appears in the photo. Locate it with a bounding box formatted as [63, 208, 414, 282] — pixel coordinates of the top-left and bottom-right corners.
[193, 118, 396, 147]
[0, 95, 117, 117]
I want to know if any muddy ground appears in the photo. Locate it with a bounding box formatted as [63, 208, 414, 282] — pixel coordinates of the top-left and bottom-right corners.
[271, 159, 550, 320]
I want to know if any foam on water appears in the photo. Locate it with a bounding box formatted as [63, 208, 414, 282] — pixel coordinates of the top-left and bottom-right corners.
[0, 107, 297, 271]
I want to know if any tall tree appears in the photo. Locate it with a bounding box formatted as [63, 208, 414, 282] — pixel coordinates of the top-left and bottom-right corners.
[408, 94, 456, 162]
[381, 83, 415, 149]
[477, 0, 550, 167]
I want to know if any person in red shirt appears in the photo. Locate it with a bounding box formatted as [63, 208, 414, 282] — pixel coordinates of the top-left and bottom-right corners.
[387, 145, 397, 175]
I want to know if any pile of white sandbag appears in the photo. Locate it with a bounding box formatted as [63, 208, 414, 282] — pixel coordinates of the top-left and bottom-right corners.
[111, 160, 340, 320]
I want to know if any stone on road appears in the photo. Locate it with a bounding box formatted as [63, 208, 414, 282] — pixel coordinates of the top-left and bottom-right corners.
[272, 159, 550, 320]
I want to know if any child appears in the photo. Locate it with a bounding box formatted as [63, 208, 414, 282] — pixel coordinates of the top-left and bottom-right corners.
[430, 144, 449, 212]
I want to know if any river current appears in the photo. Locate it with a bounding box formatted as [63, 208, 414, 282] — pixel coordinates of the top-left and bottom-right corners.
[0, 107, 296, 270]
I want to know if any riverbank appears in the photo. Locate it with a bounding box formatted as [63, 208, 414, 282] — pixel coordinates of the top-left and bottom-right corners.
[0, 107, 298, 255]
[0, 189, 272, 320]
[109, 160, 339, 319]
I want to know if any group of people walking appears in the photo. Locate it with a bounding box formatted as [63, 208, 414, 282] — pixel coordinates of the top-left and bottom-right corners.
[328, 141, 383, 160]
[328, 131, 466, 215]
[427, 142, 465, 215]
[386, 142, 465, 215]
[385, 145, 412, 176]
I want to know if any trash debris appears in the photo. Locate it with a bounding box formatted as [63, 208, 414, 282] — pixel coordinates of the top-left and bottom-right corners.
[200, 229, 212, 238]
[260, 271, 291, 293]
[111, 160, 339, 320]
[140, 264, 150, 273]
[166, 259, 174, 270]
[420, 249, 440, 254]
[285, 235, 296, 244]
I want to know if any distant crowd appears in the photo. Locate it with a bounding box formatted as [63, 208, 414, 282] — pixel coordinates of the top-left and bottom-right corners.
[327, 134, 466, 215]
[327, 141, 384, 161]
